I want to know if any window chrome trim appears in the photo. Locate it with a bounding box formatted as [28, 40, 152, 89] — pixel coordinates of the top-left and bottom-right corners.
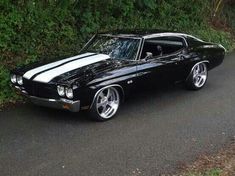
[137, 35, 188, 60]
[99, 34, 142, 40]
[143, 32, 203, 42]
[136, 38, 145, 61]
[79, 34, 97, 53]
[152, 48, 185, 60]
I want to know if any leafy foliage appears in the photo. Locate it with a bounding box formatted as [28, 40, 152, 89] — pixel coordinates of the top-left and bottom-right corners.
[0, 66, 18, 104]
[0, 0, 234, 104]
[223, 2, 235, 32]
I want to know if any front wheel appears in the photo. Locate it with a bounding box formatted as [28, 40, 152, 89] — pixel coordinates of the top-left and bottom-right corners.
[185, 62, 208, 90]
[89, 87, 120, 121]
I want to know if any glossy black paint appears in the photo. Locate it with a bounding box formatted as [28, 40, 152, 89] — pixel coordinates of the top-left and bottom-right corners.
[11, 31, 226, 109]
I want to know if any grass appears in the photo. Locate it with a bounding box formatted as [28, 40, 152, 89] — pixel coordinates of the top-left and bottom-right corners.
[184, 169, 222, 176]
[173, 142, 235, 176]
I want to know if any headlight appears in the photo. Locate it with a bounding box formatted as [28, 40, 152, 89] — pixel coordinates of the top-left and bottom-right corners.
[65, 87, 73, 99]
[11, 74, 17, 83]
[17, 76, 23, 85]
[57, 85, 65, 96]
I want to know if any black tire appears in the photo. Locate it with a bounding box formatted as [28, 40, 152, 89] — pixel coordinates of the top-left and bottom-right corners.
[185, 62, 208, 90]
[89, 87, 120, 121]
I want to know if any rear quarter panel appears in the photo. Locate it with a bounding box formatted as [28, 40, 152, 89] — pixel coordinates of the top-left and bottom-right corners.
[191, 43, 225, 70]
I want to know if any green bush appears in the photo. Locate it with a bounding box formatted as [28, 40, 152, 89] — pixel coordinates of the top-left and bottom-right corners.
[0, 0, 234, 105]
[0, 66, 18, 104]
[224, 2, 235, 32]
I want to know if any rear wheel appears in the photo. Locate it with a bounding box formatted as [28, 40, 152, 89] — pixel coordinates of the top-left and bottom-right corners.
[89, 87, 120, 121]
[186, 62, 208, 90]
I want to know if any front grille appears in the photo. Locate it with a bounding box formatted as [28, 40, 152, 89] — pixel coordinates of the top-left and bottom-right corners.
[23, 79, 59, 99]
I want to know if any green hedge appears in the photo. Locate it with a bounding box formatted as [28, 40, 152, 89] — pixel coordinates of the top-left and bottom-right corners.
[0, 0, 234, 105]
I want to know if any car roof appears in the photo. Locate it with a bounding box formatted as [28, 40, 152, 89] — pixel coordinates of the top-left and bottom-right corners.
[99, 29, 171, 36]
[98, 29, 202, 41]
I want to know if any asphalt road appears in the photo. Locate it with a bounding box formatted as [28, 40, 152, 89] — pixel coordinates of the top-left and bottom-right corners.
[1, 52, 235, 176]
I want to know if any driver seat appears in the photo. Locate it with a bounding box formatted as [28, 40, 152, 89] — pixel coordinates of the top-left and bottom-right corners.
[157, 45, 163, 56]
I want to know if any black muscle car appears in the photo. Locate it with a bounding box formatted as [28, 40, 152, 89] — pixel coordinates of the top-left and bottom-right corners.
[10, 30, 226, 121]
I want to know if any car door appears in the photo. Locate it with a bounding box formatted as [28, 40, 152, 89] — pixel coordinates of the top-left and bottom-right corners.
[136, 36, 190, 86]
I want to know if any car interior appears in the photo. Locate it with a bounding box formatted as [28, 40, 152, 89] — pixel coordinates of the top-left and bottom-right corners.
[141, 36, 185, 59]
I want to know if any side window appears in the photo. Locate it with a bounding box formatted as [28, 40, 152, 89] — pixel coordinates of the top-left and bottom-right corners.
[141, 36, 185, 59]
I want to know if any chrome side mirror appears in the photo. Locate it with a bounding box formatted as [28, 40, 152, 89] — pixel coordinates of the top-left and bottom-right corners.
[144, 52, 153, 60]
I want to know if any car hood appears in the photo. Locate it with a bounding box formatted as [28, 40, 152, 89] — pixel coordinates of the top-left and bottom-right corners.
[21, 53, 132, 86]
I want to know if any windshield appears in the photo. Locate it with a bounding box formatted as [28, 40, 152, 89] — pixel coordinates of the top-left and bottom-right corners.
[82, 35, 141, 60]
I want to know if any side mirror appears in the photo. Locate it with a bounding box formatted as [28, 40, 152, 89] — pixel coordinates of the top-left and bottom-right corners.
[182, 48, 188, 55]
[144, 52, 153, 60]
[179, 49, 191, 59]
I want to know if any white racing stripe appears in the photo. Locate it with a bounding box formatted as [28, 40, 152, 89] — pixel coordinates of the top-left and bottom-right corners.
[23, 53, 94, 80]
[33, 54, 110, 83]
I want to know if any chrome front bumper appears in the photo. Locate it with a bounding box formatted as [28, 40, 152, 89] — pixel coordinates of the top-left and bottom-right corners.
[29, 96, 80, 112]
[14, 86, 80, 112]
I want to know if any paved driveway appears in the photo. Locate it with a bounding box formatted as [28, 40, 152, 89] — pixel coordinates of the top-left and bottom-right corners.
[0, 53, 235, 176]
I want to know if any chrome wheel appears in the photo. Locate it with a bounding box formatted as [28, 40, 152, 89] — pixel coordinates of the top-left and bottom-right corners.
[96, 87, 120, 119]
[192, 63, 207, 88]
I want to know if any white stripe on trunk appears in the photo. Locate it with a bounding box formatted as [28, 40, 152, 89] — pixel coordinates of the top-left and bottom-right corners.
[23, 53, 93, 80]
[33, 54, 110, 83]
